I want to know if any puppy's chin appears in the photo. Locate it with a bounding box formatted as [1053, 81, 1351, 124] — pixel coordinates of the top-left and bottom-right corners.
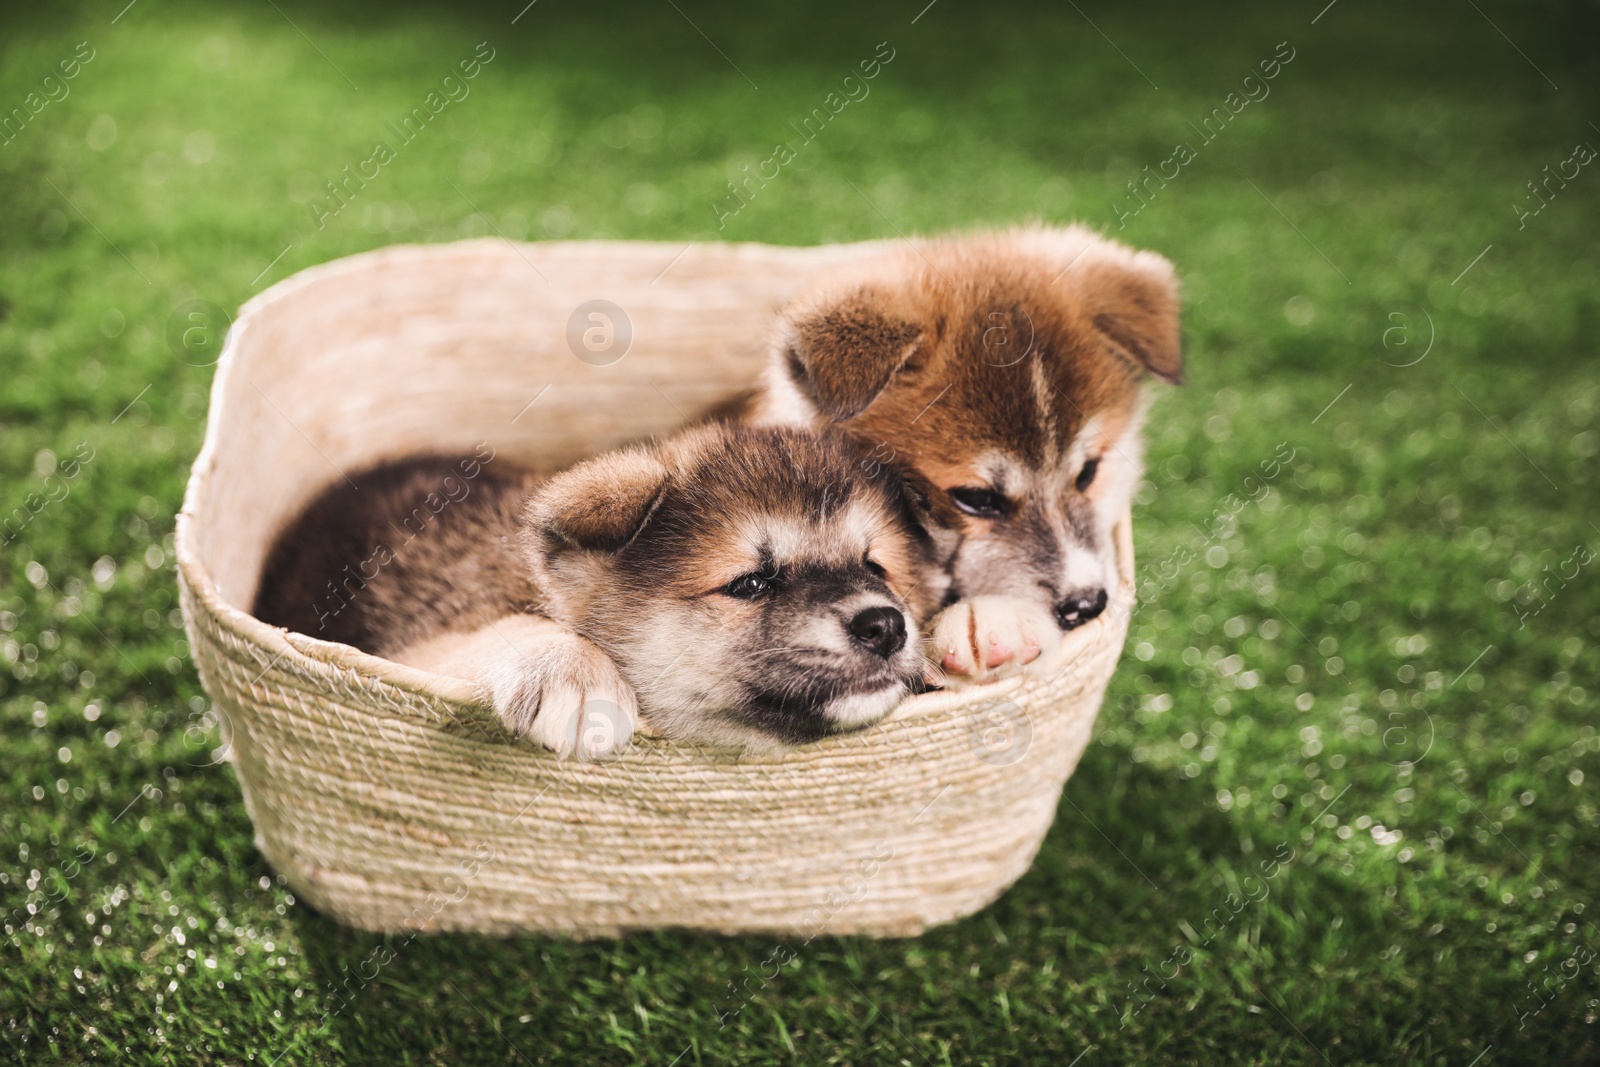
[720, 677, 913, 752]
[617, 642, 925, 752]
[820, 683, 910, 731]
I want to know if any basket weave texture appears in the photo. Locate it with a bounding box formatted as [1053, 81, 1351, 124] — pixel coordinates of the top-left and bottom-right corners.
[176, 239, 1134, 938]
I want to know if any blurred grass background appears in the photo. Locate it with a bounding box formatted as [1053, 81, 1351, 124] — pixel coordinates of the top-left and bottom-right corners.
[2, 0, 1598, 1063]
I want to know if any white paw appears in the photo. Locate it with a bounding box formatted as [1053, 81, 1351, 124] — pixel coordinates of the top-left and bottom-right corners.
[485, 630, 638, 760]
[925, 596, 1061, 688]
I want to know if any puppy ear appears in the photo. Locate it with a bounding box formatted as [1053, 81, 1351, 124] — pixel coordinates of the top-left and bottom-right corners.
[524, 448, 668, 556]
[779, 285, 927, 420]
[1082, 256, 1184, 385]
[875, 461, 945, 537]
[859, 461, 952, 625]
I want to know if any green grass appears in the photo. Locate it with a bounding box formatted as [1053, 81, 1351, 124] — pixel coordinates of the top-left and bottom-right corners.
[3, 0, 1598, 1063]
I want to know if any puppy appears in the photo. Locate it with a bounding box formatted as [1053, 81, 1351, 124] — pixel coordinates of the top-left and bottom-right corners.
[735, 225, 1182, 685]
[253, 424, 937, 756]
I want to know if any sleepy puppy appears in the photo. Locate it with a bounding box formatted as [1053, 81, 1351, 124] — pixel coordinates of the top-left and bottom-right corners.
[736, 225, 1182, 685]
[253, 424, 937, 756]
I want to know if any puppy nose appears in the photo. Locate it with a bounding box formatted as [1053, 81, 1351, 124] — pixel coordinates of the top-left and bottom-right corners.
[1054, 588, 1108, 631]
[847, 606, 907, 658]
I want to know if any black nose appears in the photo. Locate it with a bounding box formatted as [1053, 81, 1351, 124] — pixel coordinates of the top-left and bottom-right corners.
[847, 606, 907, 658]
[1054, 588, 1108, 631]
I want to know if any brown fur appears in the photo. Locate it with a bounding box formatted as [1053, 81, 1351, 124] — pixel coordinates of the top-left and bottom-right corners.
[765, 227, 1178, 471]
[253, 444, 533, 655]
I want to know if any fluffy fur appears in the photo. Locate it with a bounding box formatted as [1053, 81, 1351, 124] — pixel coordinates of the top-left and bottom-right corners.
[732, 224, 1183, 685]
[253, 424, 937, 755]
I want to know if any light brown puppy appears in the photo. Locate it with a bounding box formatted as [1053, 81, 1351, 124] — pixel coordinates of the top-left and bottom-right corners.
[737, 225, 1182, 685]
[254, 424, 937, 755]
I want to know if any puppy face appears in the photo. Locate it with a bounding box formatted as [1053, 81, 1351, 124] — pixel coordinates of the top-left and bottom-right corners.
[754, 225, 1181, 634]
[524, 424, 936, 750]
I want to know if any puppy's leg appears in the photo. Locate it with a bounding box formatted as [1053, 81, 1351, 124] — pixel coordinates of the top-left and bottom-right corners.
[394, 615, 638, 759]
[926, 596, 1061, 688]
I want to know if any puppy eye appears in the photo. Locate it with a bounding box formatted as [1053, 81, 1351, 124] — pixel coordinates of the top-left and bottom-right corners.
[864, 555, 887, 579]
[723, 572, 772, 599]
[948, 487, 1009, 519]
[1076, 457, 1100, 492]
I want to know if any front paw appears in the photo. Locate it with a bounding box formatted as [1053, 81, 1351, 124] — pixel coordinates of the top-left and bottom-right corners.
[486, 630, 638, 759]
[926, 596, 1060, 688]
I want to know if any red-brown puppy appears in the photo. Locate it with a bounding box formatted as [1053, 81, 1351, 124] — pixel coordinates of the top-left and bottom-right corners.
[739, 225, 1182, 685]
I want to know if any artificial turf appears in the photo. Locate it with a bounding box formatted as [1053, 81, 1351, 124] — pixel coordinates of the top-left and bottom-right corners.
[2, 0, 1598, 1063]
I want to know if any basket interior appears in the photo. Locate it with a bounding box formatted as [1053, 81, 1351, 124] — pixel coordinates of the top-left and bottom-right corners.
[188, 239, 885, 616]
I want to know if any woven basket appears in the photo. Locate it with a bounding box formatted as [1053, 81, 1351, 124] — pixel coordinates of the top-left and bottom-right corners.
[176, 238, 1134, 939]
